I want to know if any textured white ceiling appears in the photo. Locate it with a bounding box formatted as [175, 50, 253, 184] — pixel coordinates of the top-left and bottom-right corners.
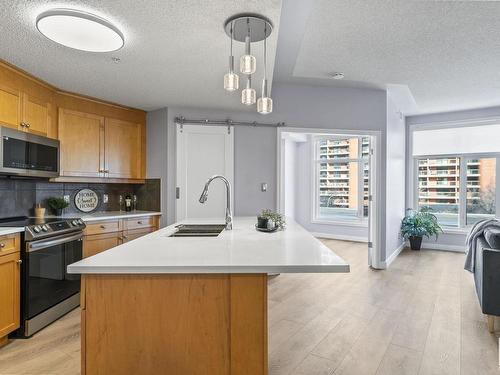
[0, 0, 281, 111]
[289, 0, 500, 114]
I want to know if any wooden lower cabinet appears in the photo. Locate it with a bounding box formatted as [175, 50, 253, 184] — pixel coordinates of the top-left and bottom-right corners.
[83, 232, 122, 258]
[0, 234, 20, 346]
[81, 274, 267, 375]
[82, 216, 160, 258]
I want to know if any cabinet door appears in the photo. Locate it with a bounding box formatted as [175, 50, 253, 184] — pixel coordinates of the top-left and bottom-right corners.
[22, 94, 50, 136]
[123, 227, 155, 242]
[104, 118, 143, 179]
[0, 252, 20, 339]
[0, 84, 22, 130]
[83, 232, 122, 258]
[59, 108, 105, 177]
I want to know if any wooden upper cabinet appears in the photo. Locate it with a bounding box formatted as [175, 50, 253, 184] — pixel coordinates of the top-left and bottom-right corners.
[22, 94, 51, 136]
[105, 118, 143, 179]
[0, 84, 22, 130]
[59, 108, 105, 177]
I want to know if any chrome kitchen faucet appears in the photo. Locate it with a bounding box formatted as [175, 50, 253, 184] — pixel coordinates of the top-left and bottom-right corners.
[199, 175, 233, 230]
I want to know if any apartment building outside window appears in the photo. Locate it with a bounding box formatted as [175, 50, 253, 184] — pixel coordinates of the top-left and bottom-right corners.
[412, 122, 500, 229]
[314, 136, 370, 222]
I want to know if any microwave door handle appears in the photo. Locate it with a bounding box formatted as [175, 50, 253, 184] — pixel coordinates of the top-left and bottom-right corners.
[27, 233, 83, 252]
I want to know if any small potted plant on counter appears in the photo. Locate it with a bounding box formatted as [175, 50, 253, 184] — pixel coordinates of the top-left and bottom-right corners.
[47, 197, 69, 217]
[257, 209, 285, 232]
[400, 207, 442, 250]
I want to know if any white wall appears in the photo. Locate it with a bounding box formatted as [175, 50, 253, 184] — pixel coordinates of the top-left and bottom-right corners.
[385, 94, 406, 261]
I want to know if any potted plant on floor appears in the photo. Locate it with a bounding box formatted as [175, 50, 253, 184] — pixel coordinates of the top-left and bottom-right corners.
[400, 208, 442, 250]
[47, 197, 69, 217]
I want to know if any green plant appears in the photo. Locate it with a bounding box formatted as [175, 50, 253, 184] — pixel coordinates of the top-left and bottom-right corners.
[400, 208, 442, 240]
[47, 197, 69, 210]
[259, 209, 286, 229]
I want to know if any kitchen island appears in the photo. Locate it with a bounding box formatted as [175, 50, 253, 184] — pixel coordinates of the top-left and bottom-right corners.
[68, 217, 349, 375]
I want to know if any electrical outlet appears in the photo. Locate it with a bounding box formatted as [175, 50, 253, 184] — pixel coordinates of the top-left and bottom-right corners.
[103, 194, 108, 203]
[63, 195, 70, 203]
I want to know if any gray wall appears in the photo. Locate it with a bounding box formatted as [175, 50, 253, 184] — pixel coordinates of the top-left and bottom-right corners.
[147, 82, 406, 264]
[146, 108, 169, 226]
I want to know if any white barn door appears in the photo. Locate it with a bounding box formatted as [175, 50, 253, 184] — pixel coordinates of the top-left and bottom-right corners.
[176, 124, 234, 221]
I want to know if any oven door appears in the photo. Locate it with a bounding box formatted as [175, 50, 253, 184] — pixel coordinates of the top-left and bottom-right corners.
[0, 126, 59, 177]
[24, 232, 83, 320]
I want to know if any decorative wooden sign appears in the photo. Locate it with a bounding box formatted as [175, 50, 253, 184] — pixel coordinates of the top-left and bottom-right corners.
[75, 189, 99, 212]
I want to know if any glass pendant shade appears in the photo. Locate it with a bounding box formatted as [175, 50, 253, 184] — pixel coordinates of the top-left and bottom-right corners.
[224, 72, 239, 91]
[257, 97, 273, 114]
[240, 54, 256, 74]
[242, 87, 256, 105]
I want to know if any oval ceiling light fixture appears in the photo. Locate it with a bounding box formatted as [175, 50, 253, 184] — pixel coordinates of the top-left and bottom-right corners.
[36, 9, 124, 52]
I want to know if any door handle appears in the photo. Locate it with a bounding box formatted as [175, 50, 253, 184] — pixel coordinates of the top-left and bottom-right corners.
[17, 260, 22, 265]
[0, 243, 5, 248]
[176, 187, 180, 199]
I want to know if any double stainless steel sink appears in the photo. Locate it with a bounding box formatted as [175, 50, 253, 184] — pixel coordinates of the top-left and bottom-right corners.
[168, 224, 226, 237]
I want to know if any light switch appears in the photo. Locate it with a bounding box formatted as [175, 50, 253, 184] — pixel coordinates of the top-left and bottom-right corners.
[103, 194, 109, 203]
[261, 183, 267, 192]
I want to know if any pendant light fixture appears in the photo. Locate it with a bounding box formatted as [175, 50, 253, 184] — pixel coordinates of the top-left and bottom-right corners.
[223, 14, 273, 113]
[241, 76, 256, 105]
[223, 21, 239, 91]
[257, 24, 272, 114]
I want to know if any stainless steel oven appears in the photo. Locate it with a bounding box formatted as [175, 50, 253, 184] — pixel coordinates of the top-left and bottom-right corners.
[0, 216, 86, 338]
[0, 126, 59, 177]
[21, 231, 83, 336]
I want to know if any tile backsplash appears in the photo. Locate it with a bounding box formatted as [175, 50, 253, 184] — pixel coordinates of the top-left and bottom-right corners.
[0, 177, 161, 218]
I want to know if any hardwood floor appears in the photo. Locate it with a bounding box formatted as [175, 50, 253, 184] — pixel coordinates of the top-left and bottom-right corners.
[0, 239, 498, 374]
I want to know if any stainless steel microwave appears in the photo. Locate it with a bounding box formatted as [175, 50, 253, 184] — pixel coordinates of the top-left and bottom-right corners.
[0, 126, 59, 178]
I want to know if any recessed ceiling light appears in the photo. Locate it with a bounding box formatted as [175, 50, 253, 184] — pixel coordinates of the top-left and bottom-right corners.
[36, 9, 124, 52]
[330, 72, 345, 80]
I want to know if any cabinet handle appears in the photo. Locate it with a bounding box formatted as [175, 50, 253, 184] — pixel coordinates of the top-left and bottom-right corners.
[138, 221, 143, 225]
[123, 236, 128, 239]
[17, 260, 22, 265]
[0, 243, 4, 248]
[99, 169, 104, 173]
[25, 123, 30, 128]
[100, 225, 106, 229]
[104, 170, 110, 173]
[20, 122, 25, 127]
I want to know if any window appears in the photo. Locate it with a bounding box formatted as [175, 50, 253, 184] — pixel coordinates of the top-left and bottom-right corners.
[412, 123, 500, 229]
[314, 136, 370, 222]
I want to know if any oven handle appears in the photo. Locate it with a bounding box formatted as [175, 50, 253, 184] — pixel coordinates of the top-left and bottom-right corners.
[27, 232, 83, 252]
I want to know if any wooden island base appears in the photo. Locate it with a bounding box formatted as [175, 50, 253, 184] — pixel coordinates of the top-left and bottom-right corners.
[81, 274, 268, 375]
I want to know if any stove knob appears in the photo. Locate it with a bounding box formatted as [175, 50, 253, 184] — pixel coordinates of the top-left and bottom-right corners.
[41, 225, 49, 232]
[71, 220, 78, 226]
[78, 219, 84, 225]
[33, 226, 41, 233]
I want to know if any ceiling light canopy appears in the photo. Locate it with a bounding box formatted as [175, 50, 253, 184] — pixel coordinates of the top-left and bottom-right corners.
[36, 9, 124, 52]
[223, 14, 273, 114]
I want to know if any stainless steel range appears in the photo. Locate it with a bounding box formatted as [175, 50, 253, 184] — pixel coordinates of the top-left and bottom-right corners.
[0, 216, 85, 337]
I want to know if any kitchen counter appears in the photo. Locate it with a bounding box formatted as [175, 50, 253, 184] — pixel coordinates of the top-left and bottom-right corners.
[0, 227, 24, 236]
[59, 210, 161, 222]
[67, 217, 349, 274]
[72, 217, 349, 375]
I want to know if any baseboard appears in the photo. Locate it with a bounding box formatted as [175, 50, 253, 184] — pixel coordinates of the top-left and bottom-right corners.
[420, 242, 464, 253]
[311, 232, 368, 243]
[383, 242, 406, 268]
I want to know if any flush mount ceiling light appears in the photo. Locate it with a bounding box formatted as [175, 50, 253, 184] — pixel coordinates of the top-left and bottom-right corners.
[223, 14, 273, 114]
[36, 9, 124, 52]
[330, 72, 345, 80]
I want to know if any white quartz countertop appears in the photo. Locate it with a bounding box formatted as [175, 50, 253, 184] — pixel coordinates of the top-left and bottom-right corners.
[67, 217, 350, 274]
[59, 211, 161, 222]
[0, 227, 24, 236]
